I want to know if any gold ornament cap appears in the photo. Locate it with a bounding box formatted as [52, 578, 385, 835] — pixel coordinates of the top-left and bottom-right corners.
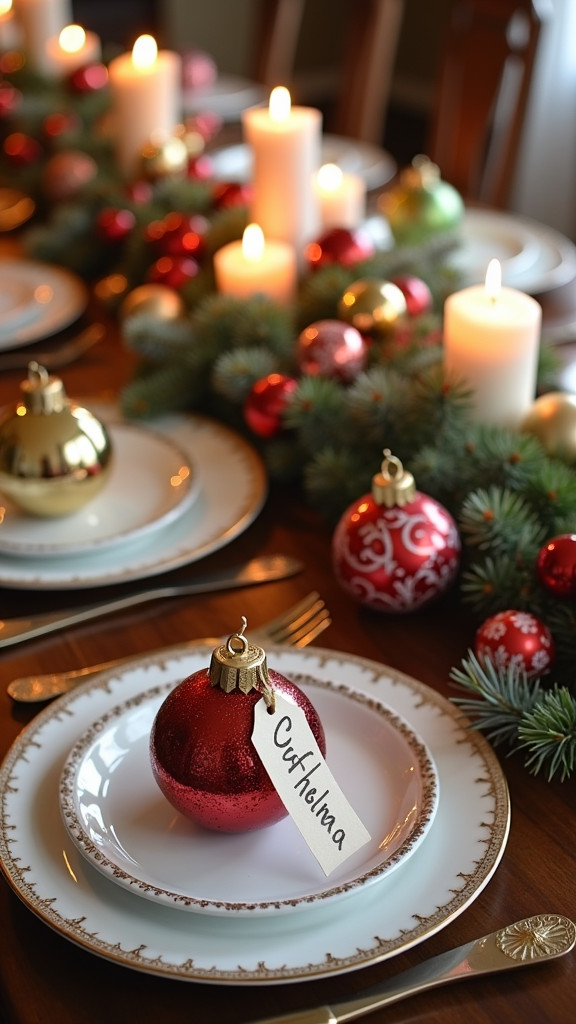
[372, 449, 416, 507]
[20, 362, 67, 414]
[209, 618, 275, 708]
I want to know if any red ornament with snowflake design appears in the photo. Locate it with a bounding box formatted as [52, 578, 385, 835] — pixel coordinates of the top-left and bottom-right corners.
[475, 610, 555, 680]
[332, 450, 461, 613]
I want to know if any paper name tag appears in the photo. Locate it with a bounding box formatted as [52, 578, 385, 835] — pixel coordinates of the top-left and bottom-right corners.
[252, 692, 371, 876]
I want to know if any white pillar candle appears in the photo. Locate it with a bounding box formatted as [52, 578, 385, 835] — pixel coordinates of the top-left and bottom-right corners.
[108, 34, 182, 180]
[443, 259, 542, 428]
[242, 87, 322, 264]
[213, 223, 297, 305]
[45, 24, 101, 77]
[0, 1, 22, 52]
[315, 163, 366, 231]
[13, 0, 72, 73]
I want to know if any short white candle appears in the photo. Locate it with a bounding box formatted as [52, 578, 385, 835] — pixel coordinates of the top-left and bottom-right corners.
[108, 34, 182, 180]
[242, 87, 321, 264]
[443, 258, 542, 427]
[12, 0, 72, 73]
[315, 163, 366, 231]
[0, 1, 22, 52]
[213, 222, 297, 305]
[45, 24, 101, 77]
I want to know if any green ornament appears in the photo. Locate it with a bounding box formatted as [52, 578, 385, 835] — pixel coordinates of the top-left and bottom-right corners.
[379, 155, 464, 246]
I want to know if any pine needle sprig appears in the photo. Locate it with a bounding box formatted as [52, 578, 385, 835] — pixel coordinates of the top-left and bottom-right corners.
[211, 347, 280, 403]
[518, 687, 576, 781]
[283, 375, 351, 451]
[459, 554, 540, 616]
[459, 486, 547, 556]
[450, 651, 542, 744]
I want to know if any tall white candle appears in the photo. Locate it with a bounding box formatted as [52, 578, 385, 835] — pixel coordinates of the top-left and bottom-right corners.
[45, 24, 101, 78]
[0, 1, 22, 52]
[213, 223, 297, 305]
[242, 87, 321, 264]
[315, 163, 366, 231]
[108, 34, 182, 180]
[13, 0, 72, 73]
[443, 259, 541, 427]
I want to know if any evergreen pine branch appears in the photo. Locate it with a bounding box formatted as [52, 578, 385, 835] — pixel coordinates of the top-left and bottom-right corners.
[518, 687, 576, 781]
[459, 486, 547, 556]
[450, 651, 541, 744]
[211, 347, 279, 403]
[460, 555, 542, 616]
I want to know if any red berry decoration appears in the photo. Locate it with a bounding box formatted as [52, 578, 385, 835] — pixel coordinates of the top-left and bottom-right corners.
[150, 623, 326, 832]
[475, 610, 555, 680]
[537, 533, 576, 598]
[244, 373, 297, 438]
[147, 255, 200, 290]
[297, 319, 368, 383]
[332, 450, 461, 613]
[305, 227, 374, 272]
[96, 207, 136, 243]
[391, 275, 433, 317]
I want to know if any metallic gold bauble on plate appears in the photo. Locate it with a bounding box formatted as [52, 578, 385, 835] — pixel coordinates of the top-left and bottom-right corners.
[0, 363, 113, 517]
[119, 283, 186, 322]
[378, 154, 464, 247]
[140, 136, 188, 181]
[337, 277, 407, 337]
[520, 391, 576, 464]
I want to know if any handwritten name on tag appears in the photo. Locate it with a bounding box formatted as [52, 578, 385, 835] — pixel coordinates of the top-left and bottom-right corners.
[252, 692, 371, 876]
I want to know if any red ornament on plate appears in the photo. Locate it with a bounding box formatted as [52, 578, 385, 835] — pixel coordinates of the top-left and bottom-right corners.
[391, 275, 433, 317]
[536, 533, 576, 598]
[305, 227, 374, 272]
[244, 373, 297, 438]
[475, 610, 555, 680]
[150, 624, 325, 832]
[332, 450, 460, 613]
[297, 319, 368, 383]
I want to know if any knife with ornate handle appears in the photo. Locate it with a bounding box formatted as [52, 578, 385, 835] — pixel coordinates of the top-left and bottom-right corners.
[248, 914, 575, 1024]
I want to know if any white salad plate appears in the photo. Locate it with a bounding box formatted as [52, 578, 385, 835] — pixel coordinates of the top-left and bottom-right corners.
[210, 134, 397, 191]
[0, 260, 88, 349]
[59, 677, 439, 916]
[0, 411, 267, 588]
[0, 646, 510, 985]
[0, 423, 197, 558]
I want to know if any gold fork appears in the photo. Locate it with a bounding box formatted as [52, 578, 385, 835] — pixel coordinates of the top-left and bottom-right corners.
[7, 592, 331, 703]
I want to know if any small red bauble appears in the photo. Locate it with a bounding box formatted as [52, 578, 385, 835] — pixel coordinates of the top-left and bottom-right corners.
[212, 181, 253, 209]
[297, 319, 368, 383]
[475, 610, 555, 680]
[148, 212, 209, 260]
[305, 227, 374, 272]
[244, 374, 297, 438]
[42, 110, 82, 140]
[537, 533, 576, 598]
[187, 153, 214, 180]
[67, 62, 108, 93]
[147, 255, 200, 290]
[150, 628, 326, 832]
[0, 82, 21, 117]
[391, 275, 433, 317]
[3, 131, 43, 166]
[96, 207, 136, 243]
[332, 450, 461, 613]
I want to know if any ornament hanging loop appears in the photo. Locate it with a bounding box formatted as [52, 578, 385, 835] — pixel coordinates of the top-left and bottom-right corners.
[372, 448, 416, 508]
[210, 618, 276, 709]
[226, 616, 249, 656]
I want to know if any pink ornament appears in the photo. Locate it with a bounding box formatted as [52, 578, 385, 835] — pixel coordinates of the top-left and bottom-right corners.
[297, 319, 368, 383]
[181, 49, 218, 91]
[244, 374, 297, 438]
[187, 153, 214, 180]
[537, 533, 576, 599]
[332, 451, 460, 613]
[475, 610, 555, 680]
[305, 227, 374, 272]
[391, 275, 433, 317]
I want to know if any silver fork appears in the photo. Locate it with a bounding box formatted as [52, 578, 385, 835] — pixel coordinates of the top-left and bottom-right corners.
[7, 592, 331, 703]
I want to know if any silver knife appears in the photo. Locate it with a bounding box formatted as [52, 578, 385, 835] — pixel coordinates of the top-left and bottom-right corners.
[248, 914, 575, 1023]
[0, 554, 302, 649]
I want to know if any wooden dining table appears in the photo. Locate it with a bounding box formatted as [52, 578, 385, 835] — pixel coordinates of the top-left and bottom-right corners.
[0, 243, 575, 1024]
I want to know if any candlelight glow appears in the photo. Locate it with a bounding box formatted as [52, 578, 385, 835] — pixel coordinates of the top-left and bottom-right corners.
[485, 258, 502, 300]
[242, 223, 265, 262]
[317, 163, 343, 192]
[59, 25, 86, 54]
[0, 0, 13, 16]
[132, 34, 157, 70]
[269, 86, 291, 122]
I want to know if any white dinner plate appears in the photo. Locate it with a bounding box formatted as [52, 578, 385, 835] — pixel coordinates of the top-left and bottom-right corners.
[0, 646, 510, 984]
[0, 423, 197, 557]
[0, 259, 88, 350]
[59, 677, 439, 916]
[0, 410, 267, 588]
[183, 73, 266, 121]
[210, 134, 397, 191]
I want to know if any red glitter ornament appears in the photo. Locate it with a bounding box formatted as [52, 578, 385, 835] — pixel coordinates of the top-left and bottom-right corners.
[244, 374, 297, 438]
[537, 533, 576, 599]
[332, 449, 461, 613]
[150, 624, 325, 832]
[305, 227, 374, 272]
[96, 207, 136, 243]
[147, 255, 200, 290]
[297, 319, 368, 383]
[475, 610, 555, 680]
[391, 275, 433, 317]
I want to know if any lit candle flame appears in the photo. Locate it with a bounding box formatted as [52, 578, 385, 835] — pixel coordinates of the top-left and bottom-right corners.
[132, 34, 158, 70]
[59, 25, 86, 54]
[317, 163, 343, 191]
[0, 0, 13, 16]
[485, 258, 502, 300]
[242, 223, 265, 262]
[269, 86, 291, 122]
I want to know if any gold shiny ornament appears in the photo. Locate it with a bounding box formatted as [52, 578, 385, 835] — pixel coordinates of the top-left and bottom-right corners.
[378, 154, 464, 246]
[119, 283, 186, 322]
[337, 278, 407, 337]
[520, 391, 576, 464]
[140, 136, 188, 181]
[0, 363, 113, 517]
